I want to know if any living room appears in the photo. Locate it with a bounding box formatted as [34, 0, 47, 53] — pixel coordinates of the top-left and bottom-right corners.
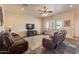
[0, 4, 79, 54]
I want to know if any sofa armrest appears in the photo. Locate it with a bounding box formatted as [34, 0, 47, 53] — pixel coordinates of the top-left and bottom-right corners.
[42, 38, 54, 49]
[13, 39, 25, 45]
[8, 40, 28, 54]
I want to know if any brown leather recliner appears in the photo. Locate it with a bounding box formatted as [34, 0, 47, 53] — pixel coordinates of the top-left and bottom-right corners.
[42, 30, 67, 50]
[2, 32, 28, 54]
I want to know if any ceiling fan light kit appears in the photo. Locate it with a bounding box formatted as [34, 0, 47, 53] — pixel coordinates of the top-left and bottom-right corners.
[42, 13, 48, 17]
[39, 6, 53, 17]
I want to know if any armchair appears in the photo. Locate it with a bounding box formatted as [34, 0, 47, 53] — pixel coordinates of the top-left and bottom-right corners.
[42, 30, 67, 50]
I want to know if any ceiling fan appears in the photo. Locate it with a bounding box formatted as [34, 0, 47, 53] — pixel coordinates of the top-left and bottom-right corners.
[22, 4, 28, 7]
[39, 6, 53, 14]
[38, 6, 53, 16]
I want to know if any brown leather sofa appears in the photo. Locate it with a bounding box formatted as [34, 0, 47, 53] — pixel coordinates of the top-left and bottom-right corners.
[1, 32, 28, 54]
[42, 30, 67, 50]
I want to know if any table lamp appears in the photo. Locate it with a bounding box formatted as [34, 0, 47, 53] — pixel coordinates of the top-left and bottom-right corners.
[8, 25, 12, 32]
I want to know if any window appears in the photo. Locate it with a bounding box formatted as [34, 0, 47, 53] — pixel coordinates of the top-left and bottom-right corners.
[55, 20, 63, 31]
[45, 21, 50, 31]
[45, 21, 50, 29]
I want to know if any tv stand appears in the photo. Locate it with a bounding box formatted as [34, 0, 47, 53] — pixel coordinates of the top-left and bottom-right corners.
[27, 30, 37, 37]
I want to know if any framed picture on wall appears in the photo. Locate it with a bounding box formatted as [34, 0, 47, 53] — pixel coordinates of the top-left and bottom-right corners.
[64, 20, 70, 27]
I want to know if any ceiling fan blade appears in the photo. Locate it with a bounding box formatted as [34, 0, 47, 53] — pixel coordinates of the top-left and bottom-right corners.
[22, 4, 28, 7]
[47, 11, 53, 13]
[38, 10, 43, 12]
[40, 13, 43, 14]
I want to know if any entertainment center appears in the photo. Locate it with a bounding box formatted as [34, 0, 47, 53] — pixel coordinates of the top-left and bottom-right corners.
[26, 24, 37, 37]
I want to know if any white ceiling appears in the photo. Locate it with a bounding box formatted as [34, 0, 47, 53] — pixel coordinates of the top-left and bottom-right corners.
[2, 4, 79, 18]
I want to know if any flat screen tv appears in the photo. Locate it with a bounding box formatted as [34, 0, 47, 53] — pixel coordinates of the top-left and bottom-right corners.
[26, 24, 35, 30]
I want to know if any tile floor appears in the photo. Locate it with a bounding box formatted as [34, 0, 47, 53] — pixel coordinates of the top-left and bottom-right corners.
[24, 35, 79, 54]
